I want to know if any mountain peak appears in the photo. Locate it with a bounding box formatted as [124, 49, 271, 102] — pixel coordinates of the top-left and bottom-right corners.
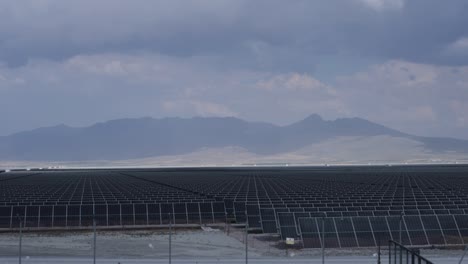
[301, 114, 324, 123]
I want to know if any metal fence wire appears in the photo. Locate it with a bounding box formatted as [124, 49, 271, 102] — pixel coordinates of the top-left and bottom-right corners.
[388, 240, 433, 264]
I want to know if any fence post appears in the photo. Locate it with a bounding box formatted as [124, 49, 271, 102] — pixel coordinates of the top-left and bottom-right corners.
[169, 213, 172, 264]
[377, 234, 381, 264]
[93, 217, 96, 264]
[225, 213, 228, 235]
[459, 245, 468, 264]
[399, 212, 404, 244]
[321, 216, 325, 264]
[245, 211, 248, 264]
[17, 214, 22, 264]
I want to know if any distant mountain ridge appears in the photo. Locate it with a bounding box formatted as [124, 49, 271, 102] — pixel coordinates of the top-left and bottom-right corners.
[1, 114, 467, 161]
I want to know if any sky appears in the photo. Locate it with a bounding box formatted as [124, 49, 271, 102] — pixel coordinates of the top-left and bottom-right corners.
[1, 0, 468, 139]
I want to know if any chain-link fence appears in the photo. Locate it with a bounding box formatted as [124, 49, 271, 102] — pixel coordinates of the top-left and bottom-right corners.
[0, 213, 460, 264]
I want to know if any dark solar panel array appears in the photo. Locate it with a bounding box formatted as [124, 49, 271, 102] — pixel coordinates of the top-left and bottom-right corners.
[0, 165, 468, 248]
[299, 214, 468, 248]
[0, 171, 226, 228]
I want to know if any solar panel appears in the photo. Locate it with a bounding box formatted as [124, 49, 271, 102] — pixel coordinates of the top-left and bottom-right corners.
[174, 203, 187, 224]
[95, 204, 108, 226]
[334, 218, 358, 247]
[107, 204, 121, 226]
[200, 202, 214, 224]
[147, 203, 161, 225]
[298, 217, 322, 248]
[277, 213, 298, 240]
[454, 215, 468, 243]
[246, 204, 261, 228]
[405, 215, 429, 245]
[323, 218, 340, 248]
[121, 204, 134, 226]
[386, 216, 410, 245]
[39, 205, 53, 228]
[421, 215, 445, 245]
[67, 205, 80, 227]
[80, 204, 94, 226]
[212, 202, 226, 222]
[234, 202, 246, 223]
[437, 215, 462, 244]
[25, 206, 39, 228]
[53, 205, 67, 227]
[134, 204, 147, 225]
[160, 203, 173, 224]
[0, 206, 11, 228]
[187, 203, 201, 224]
[353, 217, 376, 247]
[262, 220, 278, 233]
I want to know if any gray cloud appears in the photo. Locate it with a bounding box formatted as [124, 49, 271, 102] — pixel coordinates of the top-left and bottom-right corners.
[335, 60, 468, 139]
[1, 0, 468, 69]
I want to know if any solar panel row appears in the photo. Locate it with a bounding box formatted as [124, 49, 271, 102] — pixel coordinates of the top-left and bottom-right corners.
[298, 214, 468, 248]
[0, 202, 226, 228]
[238, 204, 468, 235]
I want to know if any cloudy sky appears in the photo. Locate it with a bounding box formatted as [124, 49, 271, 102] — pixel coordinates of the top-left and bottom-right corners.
[1, 0, 468, 139]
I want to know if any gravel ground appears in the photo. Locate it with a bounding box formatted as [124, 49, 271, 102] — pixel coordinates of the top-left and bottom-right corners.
[0, 227, 465, 262]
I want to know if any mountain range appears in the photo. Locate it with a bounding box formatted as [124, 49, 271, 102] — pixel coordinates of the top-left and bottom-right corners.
[1, 114, 468, 164]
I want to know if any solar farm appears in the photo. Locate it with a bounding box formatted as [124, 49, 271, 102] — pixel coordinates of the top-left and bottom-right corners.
[1, 165, 468, 250]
